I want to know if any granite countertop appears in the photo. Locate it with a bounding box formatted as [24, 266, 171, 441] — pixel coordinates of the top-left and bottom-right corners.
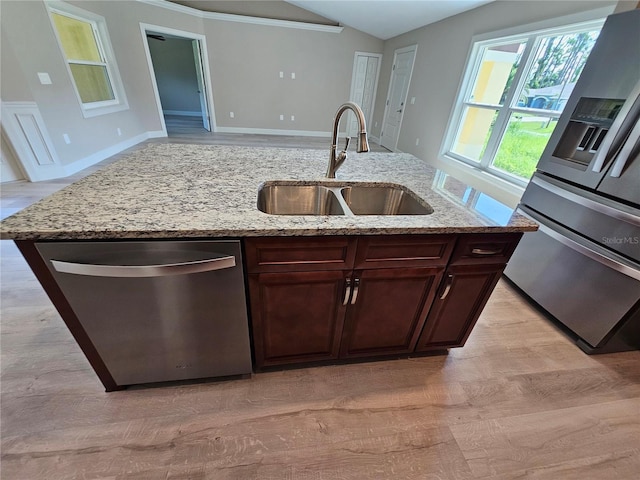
[0, 143, 538, 240]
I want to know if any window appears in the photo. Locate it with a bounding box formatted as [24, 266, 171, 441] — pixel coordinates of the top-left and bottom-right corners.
[48, 2, 127, 117]
[443, 19, 604, 185]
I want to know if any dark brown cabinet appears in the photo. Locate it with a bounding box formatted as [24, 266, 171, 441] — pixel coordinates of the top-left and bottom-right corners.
[414, 264, 504, 350]
[248, 270, 349, 367]
[245, 235, 454, 369]
[415, 233, 522, 351]
[245, 233, 522, 369]
[340, 267, 443, 358]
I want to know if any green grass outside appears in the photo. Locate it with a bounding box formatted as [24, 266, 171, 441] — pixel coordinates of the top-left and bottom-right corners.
[492, 117, 558, 180]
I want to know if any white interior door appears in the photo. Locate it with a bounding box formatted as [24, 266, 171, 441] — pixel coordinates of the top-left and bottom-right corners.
[348, 52, 381, 137]
[192, 40, 211, 132]
[381, 45, 416, 151]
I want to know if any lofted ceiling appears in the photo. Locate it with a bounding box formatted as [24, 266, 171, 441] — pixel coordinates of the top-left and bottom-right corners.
[167, 1, 495, 40]
[285, 1, 495, 39]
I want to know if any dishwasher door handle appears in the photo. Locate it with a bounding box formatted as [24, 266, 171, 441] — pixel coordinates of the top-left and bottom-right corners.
[51, 255, 236, 278]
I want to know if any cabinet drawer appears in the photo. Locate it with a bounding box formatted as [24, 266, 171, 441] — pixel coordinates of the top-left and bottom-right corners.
[450, 233, 522, 266]
[354, 235, 455, 269]
[244, 237, 357, 273]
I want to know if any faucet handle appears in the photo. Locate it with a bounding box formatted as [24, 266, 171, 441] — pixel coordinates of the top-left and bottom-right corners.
[342, 136, 351, 153]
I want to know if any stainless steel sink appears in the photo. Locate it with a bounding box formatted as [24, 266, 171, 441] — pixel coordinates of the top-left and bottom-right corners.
[339, 185, 433, 215]
[257, 182, 433, 216]
[257, 184, 345, 215]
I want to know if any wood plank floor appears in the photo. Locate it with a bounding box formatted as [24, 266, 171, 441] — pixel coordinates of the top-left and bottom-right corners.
[2, 127, 639, 479]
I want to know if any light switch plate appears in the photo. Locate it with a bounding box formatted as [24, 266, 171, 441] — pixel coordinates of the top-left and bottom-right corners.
[37, 72, 52, 85]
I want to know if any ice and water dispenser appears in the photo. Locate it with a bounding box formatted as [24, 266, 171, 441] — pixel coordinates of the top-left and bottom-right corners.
[553, 97, 625, 168]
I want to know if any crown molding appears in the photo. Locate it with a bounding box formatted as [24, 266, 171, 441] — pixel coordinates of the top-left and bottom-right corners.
[136, 0, 344, 34]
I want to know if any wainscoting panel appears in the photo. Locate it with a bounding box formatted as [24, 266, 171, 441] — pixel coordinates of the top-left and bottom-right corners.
[1, 101, 61, 181]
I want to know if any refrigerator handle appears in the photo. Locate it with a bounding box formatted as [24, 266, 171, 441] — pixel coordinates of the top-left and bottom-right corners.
[591, 79, 640, 173]
[608, 120, 640, 178]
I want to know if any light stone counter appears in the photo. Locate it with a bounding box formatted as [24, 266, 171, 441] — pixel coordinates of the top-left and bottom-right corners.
[0, 143, 537, 240]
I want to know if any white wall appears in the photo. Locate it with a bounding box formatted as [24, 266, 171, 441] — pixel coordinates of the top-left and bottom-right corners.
[0, 0, 382, 180]
[372, 0, 621, 207]
[204, 18, 382, 134]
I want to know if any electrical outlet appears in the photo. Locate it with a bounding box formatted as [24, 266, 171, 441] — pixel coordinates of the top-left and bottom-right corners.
[410, 97, 416, 105]
[230, 112, 234, 118]
[279, 114, 284, 121]
[63, 133, 71, 144]
[117, 128, 122, 136]
[291, 115, 295, 121]
[291, 72, 296, 79]
[279, 71, 284, 78]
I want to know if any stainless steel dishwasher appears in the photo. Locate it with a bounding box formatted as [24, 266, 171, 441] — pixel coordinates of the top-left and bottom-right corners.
[36, 240, 252, 387]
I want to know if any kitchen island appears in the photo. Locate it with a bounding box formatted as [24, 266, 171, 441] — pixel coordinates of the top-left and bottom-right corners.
[1, 143, 537, 390]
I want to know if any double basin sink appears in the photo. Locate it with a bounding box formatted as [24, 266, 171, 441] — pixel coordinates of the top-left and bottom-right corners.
[257, 181, 433, 216]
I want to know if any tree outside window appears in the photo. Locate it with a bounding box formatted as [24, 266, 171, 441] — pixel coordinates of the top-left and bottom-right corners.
[444, 20, 603, 185]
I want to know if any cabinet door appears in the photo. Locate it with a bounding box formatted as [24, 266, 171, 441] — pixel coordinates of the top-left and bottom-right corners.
[340, 267, 444, 358]
[415, 264, 504, 351]
[248, 270, 349, 368]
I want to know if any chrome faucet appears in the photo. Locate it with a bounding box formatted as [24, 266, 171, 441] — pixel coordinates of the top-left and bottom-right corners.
[326, 102, 370, 178]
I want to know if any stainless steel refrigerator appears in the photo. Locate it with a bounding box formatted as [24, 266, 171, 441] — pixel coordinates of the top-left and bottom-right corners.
[504, 9, 640, 353]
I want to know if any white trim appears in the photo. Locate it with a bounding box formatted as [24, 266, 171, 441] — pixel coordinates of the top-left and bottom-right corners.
[0, 99, 165, 182]
[437, 154, 525, 209]
[60, 130, 164, 178]
[163, 110, 202, 117]
[1, 102, 59, 182]
[136, 0, 343, 33]
[139, 23, 218, 136]
[146, 130, 166, 139]
[216, 127, 330, 138]
[472, 6, 614, 44]
[380, 44, 417, 152]
[440, 6, 611, 186]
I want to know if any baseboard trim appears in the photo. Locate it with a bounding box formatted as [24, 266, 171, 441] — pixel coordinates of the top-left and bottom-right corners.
[216, 126, 331, 138]
[163, 110, 202, 117]
[60, 131, 167, 179]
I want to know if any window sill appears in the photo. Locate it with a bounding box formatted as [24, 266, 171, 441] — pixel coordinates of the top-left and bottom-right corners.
[437, 154, 527, 208]
[81, 102, 129, 119]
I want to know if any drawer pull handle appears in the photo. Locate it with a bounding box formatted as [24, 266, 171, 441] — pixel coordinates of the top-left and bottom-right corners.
[350, 278, 360, 305]
[343, 278, 352, 305]
[471, 247, 501, 256]
[440, 274, 454, 300]
[51, 255, 236, 278]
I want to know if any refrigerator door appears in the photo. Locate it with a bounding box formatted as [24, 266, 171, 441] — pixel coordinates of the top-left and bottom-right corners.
[596, 120, 640, 205]
[504, 207, 640, 351]
[522, 173, 640, 262]
[535, 10, 640, 188]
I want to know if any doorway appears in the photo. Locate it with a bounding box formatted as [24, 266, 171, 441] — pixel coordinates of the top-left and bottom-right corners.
[380, 45, 417, 151]
[140, 24, 215, 136]
[347, 52, 382, 138]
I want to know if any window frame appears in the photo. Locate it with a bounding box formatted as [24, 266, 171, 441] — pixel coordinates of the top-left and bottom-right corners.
[46, 1, 128, 118]
[442, 16, 606, 187]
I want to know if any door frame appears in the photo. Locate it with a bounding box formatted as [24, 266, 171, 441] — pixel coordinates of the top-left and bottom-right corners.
[380, 44, 417, 152]
[139, 23, 216, 136]
[348, 51, 382, 137]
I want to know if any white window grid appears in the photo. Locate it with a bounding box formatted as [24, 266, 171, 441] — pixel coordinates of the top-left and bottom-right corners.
[443, 18, 605, 186]
[47, 1, 128, 118]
